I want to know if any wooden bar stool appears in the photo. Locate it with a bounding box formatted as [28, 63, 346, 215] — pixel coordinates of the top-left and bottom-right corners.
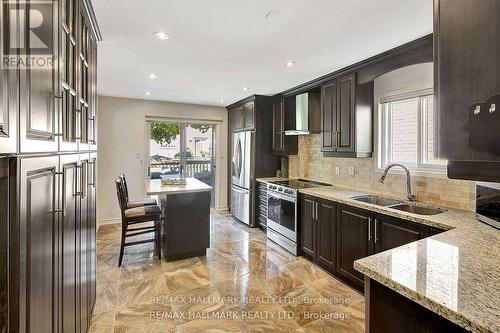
[116, 177, 162, 266]
[120, 174, 157, 208]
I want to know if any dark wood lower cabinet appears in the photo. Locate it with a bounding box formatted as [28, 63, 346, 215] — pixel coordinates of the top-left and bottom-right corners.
[316, 199, 336, 271]
[299, 195, 317, 258]
[9, 154, 97, 333]
[11, 156, 60, 333]
[0, 158, 9, 332]
[366, 278, 467, 333]
[299, 198, 437, 293]
[373, 214, 429, 253]
[336, 204, 373, 291]
[299, 195, 336, 272]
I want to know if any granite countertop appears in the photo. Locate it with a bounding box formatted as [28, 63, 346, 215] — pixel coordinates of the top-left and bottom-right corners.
[146, 177, 212, 195]
[270, 182, 499, 333]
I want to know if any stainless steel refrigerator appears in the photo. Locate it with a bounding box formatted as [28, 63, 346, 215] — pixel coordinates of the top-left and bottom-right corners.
[231, 131, 253, 225]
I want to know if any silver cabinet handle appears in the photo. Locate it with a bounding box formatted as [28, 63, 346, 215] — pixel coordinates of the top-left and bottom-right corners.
[490, 104, 496, 113]
[315, 202, 319, 221]
[374, 219, 379, 243]
[312, 202, 315, 220]
[473, 105, 481, 115]
[368, 217, 372, 241]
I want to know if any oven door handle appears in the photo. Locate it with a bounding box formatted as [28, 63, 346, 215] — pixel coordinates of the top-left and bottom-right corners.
[268, 191, 296, 203]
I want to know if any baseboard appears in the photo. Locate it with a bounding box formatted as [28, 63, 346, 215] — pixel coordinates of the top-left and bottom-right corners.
[97, 217, 120, 230]
[217, 206, 229, 212]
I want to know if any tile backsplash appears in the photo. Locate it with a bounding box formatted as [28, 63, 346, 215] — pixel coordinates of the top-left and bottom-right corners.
[288, 135, 475, 211]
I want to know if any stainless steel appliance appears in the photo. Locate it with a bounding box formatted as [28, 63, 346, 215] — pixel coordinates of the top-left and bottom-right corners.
[267, 179, 330, 254]
[476, 182, 500, 230]
[231, 131, 253, 225]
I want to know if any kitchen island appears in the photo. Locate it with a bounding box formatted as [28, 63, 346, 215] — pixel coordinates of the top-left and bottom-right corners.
[146, 178, 212, 261]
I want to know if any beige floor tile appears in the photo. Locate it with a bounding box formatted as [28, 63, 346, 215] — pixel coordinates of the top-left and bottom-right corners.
[90, 212, 365, 332]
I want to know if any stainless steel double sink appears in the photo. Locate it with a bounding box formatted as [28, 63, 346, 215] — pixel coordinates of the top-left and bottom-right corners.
[352, 195, 445, 216]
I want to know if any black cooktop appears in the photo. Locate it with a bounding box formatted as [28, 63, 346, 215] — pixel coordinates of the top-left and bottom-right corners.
[271, 179, 331, 189]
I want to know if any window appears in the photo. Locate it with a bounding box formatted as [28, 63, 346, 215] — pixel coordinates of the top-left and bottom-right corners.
[378, 90, 447, 173]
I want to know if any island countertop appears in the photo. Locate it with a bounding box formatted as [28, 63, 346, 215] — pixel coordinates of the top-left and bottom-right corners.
[146, 177, 212, 195]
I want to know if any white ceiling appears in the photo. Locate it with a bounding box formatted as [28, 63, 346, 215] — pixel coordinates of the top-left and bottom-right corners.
[93, 0, 433, 106]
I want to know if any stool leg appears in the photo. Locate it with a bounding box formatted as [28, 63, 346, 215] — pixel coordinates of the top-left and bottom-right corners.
[118, 222, 127, 267]
[155, 219, 161, 260]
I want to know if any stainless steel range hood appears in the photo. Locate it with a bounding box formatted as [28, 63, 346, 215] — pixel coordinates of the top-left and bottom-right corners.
[285, 93, 310, 136]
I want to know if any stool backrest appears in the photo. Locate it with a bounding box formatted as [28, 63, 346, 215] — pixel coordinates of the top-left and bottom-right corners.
[120, 174, 129, 202]
[115, 177, 127, 213]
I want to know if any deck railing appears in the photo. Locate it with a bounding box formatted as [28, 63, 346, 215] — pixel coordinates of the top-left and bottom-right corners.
[149, 159, 212, 177]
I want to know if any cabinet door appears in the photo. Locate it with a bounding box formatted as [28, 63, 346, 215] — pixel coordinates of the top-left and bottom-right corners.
[316, 199, 336, 272]
[79, 155, 89, 333]
[374, 215, 429, 253]
[88, 154, 97, 310]
[321, 81, 337, 152]
[16, 156, 59, 333]
[233, 106, 244, 131]
[300, 196, 316, 258]
[272, 98, 284, 152]
[336, 204, 372, 290]
[59, 0, 79, 152]
[0, 0, 18, 154]
[336, 73, 355, 153]
[435, 0, 500, 161]
[88, 38, 97, 151]
[243, 102, 255, 130]
[60, 154, 79, 333]
[0, 157, 8, 332]
[19, 1, 59, 153]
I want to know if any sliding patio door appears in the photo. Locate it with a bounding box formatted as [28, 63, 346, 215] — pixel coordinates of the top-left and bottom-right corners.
[148, 121, 216, 207]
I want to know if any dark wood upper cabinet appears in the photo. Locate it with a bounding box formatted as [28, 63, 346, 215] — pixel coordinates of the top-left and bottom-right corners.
[19, 1, 59, 153]
[321, 81, 337, 152]
[230, 102, 254, 132]
[300, 195, 317, 258]
[0, 0, 17, 154]
[435, 0, 500, 180]
[320, 74, 373, 158]
[374, 214, 429, 254]
[336, 73, 355, 153]
[231, 105, 244, 131]
[243, 102, 255, 130]
[336, 204, 373, 291]
[271, 96, 298, 155]
[272, 98, 284, 152]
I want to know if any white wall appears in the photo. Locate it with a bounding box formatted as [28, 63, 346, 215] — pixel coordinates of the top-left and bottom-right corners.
[97, 96, 228, 225]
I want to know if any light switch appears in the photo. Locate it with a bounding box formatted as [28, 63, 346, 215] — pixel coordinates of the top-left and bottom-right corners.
[347, 166, 355, 176]
[136, 153, 141, 160]
[335, 166, 340, 175]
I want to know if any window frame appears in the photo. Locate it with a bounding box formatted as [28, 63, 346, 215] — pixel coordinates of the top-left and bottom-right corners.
[377, 88, 447, 174]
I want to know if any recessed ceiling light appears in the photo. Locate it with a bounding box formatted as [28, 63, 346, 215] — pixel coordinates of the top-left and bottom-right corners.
[220, 99, 225, 104]
[154, 31, 169, 40]
[146, 91, 151, 96]
[286, 60, 295, 67]
[149, 73, 157, 79]
[243, 87, 249, 91]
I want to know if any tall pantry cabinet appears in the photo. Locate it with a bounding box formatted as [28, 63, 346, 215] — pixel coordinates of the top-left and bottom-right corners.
[0, 0, 101, 332]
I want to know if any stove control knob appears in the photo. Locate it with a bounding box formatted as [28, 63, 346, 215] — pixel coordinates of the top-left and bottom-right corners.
[278, 187, 283, 192]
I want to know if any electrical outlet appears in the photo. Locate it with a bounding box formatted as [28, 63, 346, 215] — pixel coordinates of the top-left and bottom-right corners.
[335, 166, 340, 175]
[347, 166, 355, 176]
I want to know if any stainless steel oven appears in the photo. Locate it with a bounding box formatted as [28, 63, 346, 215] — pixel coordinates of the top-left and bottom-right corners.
[476, 182, 500, 230]
[267, 183, 298, 254]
